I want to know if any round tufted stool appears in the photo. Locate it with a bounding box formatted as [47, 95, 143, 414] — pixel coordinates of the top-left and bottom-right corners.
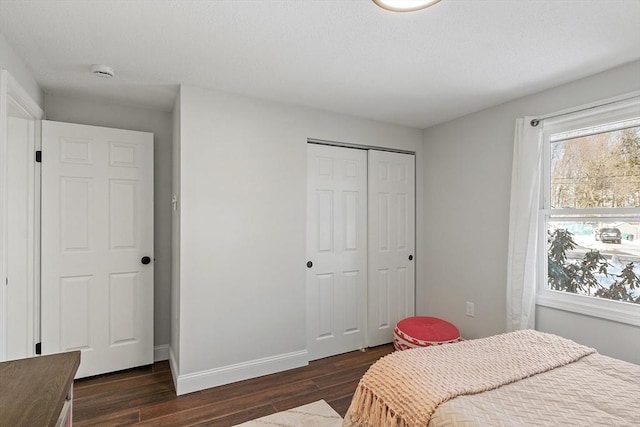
[393, 316, 461, 350]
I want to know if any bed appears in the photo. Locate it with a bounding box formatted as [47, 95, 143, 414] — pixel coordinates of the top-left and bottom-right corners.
[343, 329, 640, 426]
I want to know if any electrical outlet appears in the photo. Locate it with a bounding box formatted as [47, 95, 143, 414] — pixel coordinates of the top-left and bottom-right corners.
[466, 301, 475, 317]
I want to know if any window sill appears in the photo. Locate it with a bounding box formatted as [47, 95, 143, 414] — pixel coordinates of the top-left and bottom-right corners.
[537, 290, 640, 327]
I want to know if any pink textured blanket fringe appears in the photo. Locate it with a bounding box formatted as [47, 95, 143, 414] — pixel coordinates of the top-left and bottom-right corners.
[344, 330, 595, 427]
[349, 386, 410, 427]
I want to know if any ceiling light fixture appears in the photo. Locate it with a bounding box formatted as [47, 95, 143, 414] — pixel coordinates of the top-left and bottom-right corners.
[373, 0, 441, 12]
[91, 64, 115, 78]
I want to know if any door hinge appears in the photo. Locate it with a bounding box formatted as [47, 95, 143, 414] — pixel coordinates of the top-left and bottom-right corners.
[35, 150, 42, 163]
[35, 342, 42, 355]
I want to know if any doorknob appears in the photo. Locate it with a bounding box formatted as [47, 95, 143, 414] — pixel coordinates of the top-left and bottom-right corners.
[408, 255, 413, 261]
[141, 256, 152, 265]
[306, 261, 313, 268]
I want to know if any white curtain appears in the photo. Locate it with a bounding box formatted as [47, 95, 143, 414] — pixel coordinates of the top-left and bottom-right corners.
[506, 117, 543, 332]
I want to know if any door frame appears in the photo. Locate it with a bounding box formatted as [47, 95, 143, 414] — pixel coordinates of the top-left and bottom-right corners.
[306, 138, 417, 352]
[0, 69, 45, 360]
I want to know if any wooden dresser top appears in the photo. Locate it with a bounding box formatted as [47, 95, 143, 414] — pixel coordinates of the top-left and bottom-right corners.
[0, 351, 80, 427]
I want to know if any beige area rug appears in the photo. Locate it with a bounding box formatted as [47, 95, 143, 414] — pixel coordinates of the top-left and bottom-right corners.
[234, 400, 343, 427]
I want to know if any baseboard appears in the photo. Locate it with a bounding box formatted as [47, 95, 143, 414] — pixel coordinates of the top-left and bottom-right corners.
[174, 349, 309, 396]
[154, 344, 170, 362]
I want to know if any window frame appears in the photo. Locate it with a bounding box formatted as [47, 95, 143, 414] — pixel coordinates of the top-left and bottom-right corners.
[536, 95, 640, 326]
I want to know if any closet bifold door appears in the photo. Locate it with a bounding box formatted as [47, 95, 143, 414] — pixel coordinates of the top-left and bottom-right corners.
[367, 150, 415, 347]
[306, 144, 368, 361]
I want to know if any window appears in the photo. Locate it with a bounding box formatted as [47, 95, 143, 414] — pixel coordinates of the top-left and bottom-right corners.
[537, 97, 640, 325]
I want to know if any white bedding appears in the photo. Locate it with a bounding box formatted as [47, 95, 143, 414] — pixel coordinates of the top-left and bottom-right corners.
[343, 330, 640, 427]
[429, 352, 640, 426]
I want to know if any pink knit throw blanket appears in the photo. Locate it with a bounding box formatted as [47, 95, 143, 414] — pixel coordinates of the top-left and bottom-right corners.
[344, 330, 595, 427]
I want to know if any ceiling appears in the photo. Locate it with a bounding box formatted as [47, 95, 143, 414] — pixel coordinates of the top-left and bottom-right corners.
[1, 0, 639, 128]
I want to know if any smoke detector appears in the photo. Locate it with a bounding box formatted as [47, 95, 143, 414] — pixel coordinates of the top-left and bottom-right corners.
[91, 64, 115, 78]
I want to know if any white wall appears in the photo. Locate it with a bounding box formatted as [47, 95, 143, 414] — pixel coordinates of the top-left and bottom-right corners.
[43, 94, 173, 357]
[174, 85, 423, 392]
[536, 306, 639, 364]
[0, 33, 42, 108]
[421, 60, 640, 363]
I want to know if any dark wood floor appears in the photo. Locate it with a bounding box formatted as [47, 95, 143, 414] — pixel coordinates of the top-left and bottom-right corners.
[72, 344, 394, 426]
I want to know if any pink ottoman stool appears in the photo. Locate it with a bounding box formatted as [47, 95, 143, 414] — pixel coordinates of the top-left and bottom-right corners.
[393, 316, 461, 350]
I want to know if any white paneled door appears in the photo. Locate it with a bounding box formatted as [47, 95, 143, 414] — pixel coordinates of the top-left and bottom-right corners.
[306, 144, 368, 361]
[41, 121, 154, 378]
[368, 150, 415, 347]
